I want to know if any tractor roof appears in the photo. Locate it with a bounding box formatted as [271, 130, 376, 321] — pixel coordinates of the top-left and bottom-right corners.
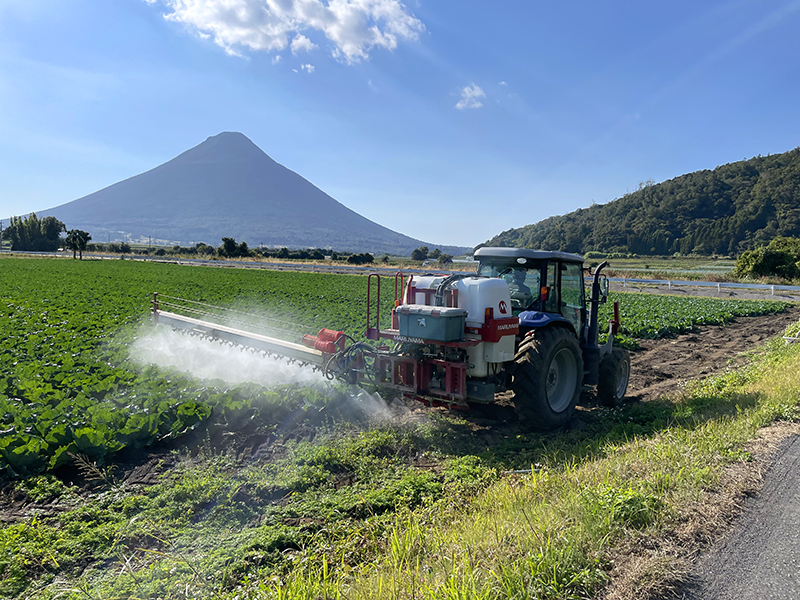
[474, 247, 584, 264]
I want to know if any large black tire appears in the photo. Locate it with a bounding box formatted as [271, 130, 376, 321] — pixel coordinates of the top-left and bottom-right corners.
[511, 327, 583, 430]
[597, 347, 631, 407]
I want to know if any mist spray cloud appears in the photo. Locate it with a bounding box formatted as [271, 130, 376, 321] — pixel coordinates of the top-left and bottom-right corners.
[131, 326, 326, 387]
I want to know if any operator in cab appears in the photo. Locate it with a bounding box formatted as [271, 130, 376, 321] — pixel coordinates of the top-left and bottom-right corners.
[508, 268, 533, 309]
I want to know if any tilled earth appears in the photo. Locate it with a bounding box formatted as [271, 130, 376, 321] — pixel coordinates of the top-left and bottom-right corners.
[626, 306, 800, 402]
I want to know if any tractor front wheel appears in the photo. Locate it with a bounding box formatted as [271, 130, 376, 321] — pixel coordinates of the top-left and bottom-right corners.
[597, 347, 631, 407]
[512, 327, 583, 429]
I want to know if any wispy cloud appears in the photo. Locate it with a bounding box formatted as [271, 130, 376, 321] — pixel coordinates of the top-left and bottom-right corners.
[146, 0, 425, 64]
[301, 63, 315, 73]
[455, 84, 485, 110]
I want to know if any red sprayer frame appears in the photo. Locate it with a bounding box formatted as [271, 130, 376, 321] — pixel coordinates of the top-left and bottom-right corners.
[363, 272, 487, 407]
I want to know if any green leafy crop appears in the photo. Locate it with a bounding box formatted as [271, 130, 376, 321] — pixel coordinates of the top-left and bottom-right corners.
[0, 258, 790, 477]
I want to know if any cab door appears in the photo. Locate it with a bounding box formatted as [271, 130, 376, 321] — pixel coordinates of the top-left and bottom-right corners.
[559, 262, 584, 334]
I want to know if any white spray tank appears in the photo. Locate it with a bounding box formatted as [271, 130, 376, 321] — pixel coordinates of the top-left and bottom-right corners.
[454, 277, 516, 377]
[401, 275, 517, 377]
[406, 275, 449, 305]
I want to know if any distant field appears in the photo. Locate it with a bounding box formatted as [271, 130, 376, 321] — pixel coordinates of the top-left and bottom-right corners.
[601, 255, 737, 277]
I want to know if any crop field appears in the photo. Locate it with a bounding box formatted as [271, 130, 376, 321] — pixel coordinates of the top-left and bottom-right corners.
[602, 255, 738, 278]
[0, 257, 790, 478]
[610, 291, 789, 343]
[0, 258, 400, 477]
[0, 256, 796, 599]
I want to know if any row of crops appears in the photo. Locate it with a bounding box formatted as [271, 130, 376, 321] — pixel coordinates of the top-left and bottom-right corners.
[610, 293, 790, 341]
[0, 257, 792, 477]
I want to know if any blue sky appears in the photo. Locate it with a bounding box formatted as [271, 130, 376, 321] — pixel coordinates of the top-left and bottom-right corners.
[1, 0, 799, 248]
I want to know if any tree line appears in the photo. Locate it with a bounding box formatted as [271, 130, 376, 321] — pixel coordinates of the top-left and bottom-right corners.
[1, 214, 91, 258]
[0, 217, 382, 263]
[1, 215, 455, 265]
[481, 146, 800, 257]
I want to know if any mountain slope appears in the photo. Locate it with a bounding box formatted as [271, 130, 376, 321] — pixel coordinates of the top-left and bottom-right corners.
[482, 147, 800, 256]
[35, 132, 468, 255]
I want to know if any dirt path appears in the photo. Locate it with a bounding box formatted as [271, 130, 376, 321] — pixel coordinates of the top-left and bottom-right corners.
[626, 306, 800, 402]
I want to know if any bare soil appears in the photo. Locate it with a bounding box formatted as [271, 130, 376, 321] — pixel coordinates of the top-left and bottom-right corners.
[627, 306, 800, 403]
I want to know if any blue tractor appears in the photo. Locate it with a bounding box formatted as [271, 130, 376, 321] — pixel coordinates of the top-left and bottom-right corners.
[472, 247, 630, 428]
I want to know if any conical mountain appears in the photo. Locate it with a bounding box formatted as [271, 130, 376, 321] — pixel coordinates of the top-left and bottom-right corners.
[38, 132, 467, 254]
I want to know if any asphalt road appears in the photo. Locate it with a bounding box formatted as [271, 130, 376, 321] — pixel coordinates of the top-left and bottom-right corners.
[680, 433, 800, 599]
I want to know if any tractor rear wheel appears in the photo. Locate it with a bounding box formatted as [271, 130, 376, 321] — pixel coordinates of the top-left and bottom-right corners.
[597, 347, 631, 407]
[512, 327, 583, 429]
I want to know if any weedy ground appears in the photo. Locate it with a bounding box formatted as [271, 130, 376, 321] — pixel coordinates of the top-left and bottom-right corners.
[3, 325, 800, 600]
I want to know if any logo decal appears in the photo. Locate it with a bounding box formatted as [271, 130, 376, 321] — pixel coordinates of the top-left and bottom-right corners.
[393, 335, 425, 344]
[499, 301, 508, 315]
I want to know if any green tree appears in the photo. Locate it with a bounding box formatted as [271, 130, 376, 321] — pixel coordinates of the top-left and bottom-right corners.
[195, 242, 214, 255]
[64, 230, 92, 260]
[437, 253, 453, 264]
[346, 253, 374, 265]
[216, 237, 251, 258]
[218, 237, 239, 258]
[733, 236, 800, 280]
[1, 213, 65, 251]
[411, 246, 429, 261]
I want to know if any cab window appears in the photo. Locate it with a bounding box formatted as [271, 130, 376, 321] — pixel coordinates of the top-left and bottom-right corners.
[478, 263, 541, 313]
[560, 262, 584, 333]
[507, 268, 540, 312]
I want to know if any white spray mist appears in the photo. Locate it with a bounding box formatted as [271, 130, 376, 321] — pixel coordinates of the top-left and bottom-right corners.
[131, 325, 326, 387]
[130, 325, 412, 424]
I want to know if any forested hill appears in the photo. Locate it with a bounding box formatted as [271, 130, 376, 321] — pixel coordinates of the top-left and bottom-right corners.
[482, 147, 800, 256]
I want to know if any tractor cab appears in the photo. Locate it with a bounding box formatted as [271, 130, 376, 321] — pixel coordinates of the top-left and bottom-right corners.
[474, 247, 588, 336]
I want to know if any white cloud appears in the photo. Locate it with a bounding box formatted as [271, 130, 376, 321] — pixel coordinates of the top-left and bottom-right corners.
[147, 0, 425, 63]
[301, 63, 315, 73]
[291, 34, 317, 54]
[455, 84, 485, 110]
[498, 81, 507, 86]
[272, 55, 282, 64]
